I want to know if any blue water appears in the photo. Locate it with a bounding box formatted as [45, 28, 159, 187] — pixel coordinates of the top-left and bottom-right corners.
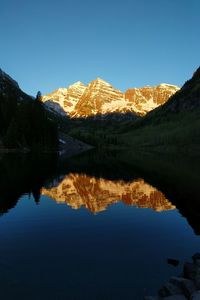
[0, 192, 200, 299]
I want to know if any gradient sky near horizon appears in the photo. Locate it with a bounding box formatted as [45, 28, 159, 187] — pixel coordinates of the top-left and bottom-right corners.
[0, 0, 199, 95]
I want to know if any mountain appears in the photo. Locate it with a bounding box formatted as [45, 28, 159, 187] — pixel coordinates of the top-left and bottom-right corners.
[0, 69, 31, 102]
[0, 69, 58, 150]
[0, 69, 95, 154]
[149, 66, 200, 115]
[42, 173, 175, 213]
[118, 66, 200, 153]
[43, 81, 86, 116]
[125, 83, 179, 115]
[65, 66, 200, 153]
[42, 78, 179, 119]
[71, 78, 126, 118]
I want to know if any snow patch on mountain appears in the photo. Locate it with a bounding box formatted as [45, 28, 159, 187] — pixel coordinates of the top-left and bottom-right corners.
[43, 78, 179, 118]
[44, 100, 67, 117]
[42, 81, 86, 115]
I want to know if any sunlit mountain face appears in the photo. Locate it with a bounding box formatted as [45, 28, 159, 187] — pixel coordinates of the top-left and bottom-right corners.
[42, 78, 179, 118]
[42, 173, 175, 213]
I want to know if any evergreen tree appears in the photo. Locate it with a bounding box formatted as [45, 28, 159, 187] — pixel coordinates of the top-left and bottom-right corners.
[2, 93, 58, 150]
[36, 91, 42, 102]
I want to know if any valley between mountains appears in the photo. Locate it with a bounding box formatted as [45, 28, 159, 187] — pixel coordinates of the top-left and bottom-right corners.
[0, 67, 200, 155]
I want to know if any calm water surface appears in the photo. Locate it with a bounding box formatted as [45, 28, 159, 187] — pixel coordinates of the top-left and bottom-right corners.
[0, 151, 200, 299]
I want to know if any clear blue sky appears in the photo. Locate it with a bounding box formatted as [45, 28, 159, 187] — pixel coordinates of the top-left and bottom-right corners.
[0, 0, 199, 96]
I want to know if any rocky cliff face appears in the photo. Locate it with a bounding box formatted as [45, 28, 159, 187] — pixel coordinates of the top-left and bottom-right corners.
[71, 78, 125, 118]
[43, 81, 86, 114]
[42, 173, 175, 213]
[43, 78, 179, 118]
[125, 84, 179, 115]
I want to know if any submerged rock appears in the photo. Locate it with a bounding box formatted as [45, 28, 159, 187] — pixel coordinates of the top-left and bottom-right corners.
[167, 259, 179, 267]
[158, 282, 182, 297]
[162, 296, 187, 300]
[169, 277, 196, 298]
[192, 253, 200, 266]
[191, 290, 200, 299]
[144, 253, 200, 299]
[184, 262, 196, 280]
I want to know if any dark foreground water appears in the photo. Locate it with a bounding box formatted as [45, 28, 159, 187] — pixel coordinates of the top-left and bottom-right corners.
[0, 151, 200, 299]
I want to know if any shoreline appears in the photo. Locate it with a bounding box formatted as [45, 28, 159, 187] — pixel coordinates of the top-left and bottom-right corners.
[144, 253, 200, 299]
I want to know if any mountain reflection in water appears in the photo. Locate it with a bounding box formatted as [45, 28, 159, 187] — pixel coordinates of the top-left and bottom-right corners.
[0, 150, 200, 234]
[1, 151, 200, 300]
[42, 174, 175, 213]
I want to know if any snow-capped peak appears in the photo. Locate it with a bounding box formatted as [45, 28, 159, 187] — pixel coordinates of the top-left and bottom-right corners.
[73, 81, 84, 86]
[158, 83, 179, 90]
[43, 78, 180, 118]
[57, 87, 68, 93]
[69, 81, 85, 88]
[92, 77, 111, 86]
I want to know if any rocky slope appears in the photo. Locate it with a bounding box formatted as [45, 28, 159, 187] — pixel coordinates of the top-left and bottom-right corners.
[0, 69, 94, 153]
[146, 67, 200, 119]
[0, 69, 59, 150]
[118, 66, 200, 155]
[125, 83, 179, 115]
[166, 66, 200, 112]
[0, 69, 31, 101]
[43, 78, 179, 118]
[43, 81, 86, 115]
[42, 173, 175, 213]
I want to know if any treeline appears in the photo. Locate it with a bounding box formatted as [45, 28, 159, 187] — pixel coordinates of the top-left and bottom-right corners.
[71, 128, 122, 148]
[0, 93, 58, 151]
[0, 152, 59, 215]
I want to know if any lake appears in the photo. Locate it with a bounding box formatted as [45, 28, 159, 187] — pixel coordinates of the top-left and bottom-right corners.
[0, 151, 200, 299]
